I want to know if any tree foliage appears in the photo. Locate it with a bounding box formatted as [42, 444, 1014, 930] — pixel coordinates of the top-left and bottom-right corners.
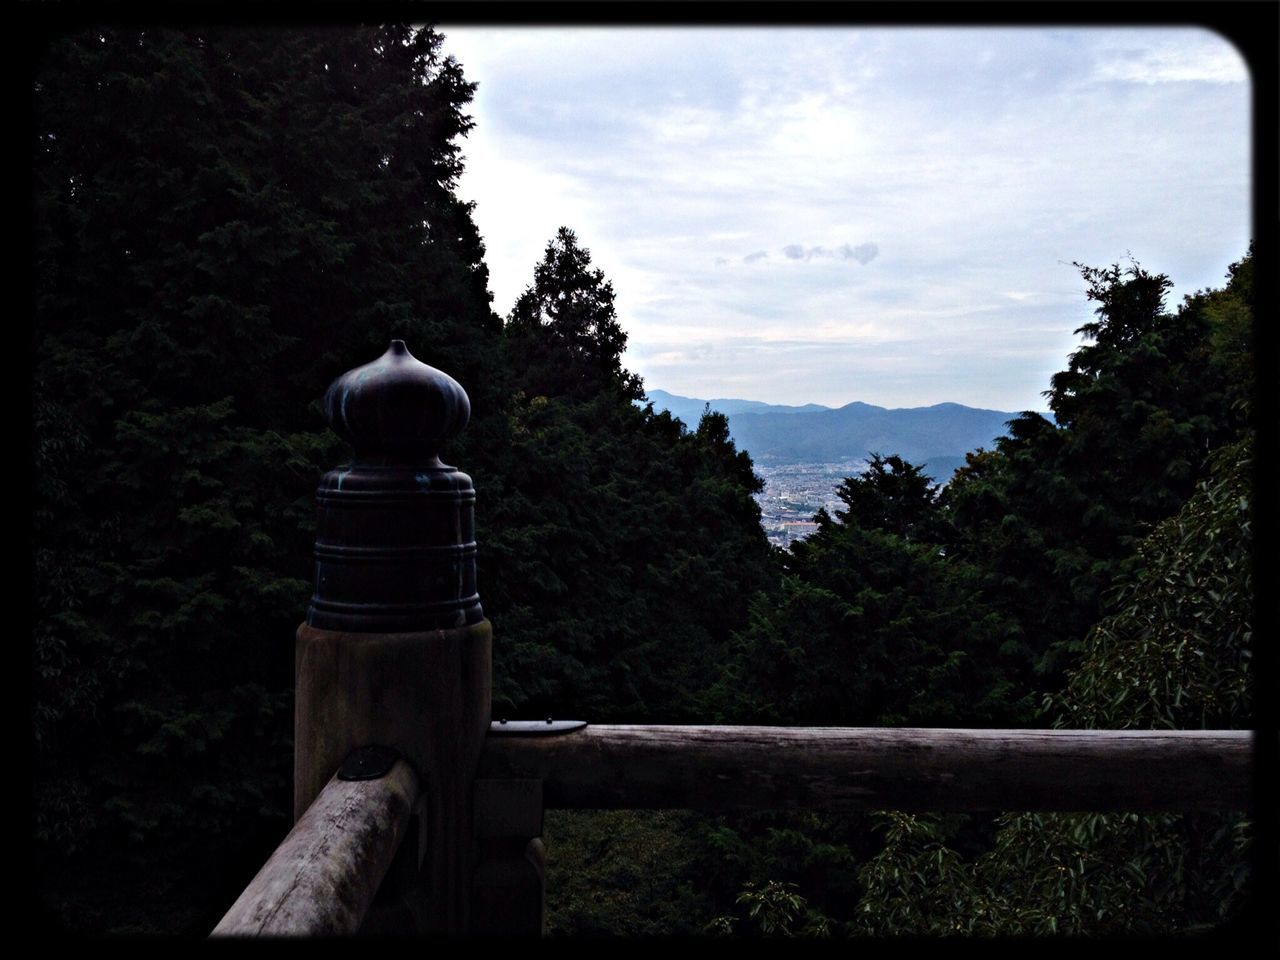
[31, 24, 499, 932]
[543, 810, 714, 937]
[31, 36, 777, 930]
[942, 253, 1253, 685]
[854, 436, 1254, 937]
[506, 226, 643, 402]
[1056, 439, 1252, 731]
[832, 453, 951, 543]
[709, 453, 1028, 728]
[484, 230, 773, 720]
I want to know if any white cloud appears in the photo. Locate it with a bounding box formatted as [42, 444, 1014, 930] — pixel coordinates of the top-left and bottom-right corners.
[1090, 31, 1249, 85]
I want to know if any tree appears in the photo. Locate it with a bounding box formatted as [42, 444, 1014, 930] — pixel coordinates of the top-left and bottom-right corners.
[709, 454, 1027, 729]
[31, 24, 499, 933]
[855, 437, 1254, 936]
[699, 253, 1254, 938]
[479, 230, 774, 721]
[811, 254, 1256, 938]
[480, 377, 775, 723]
[505, 227, 643, 401]
[832, 452, 950, 543]
[942, 253, 1253, 685]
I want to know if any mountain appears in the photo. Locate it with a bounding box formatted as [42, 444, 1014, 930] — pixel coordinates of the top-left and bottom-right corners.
[645, 390, 1023, 480]
[644, 389, 830, 425]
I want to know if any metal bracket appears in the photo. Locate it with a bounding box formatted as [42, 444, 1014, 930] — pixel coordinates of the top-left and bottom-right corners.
[337, 744, 401, 781]
[489, 718, 587, 736]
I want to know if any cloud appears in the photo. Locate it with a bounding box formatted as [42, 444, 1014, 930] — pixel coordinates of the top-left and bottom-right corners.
[1091, 35, 1248, 85]
[839, 242, 880, 265]
[714, 256, 729, 266]
[778, 242, 879, 264]
[743, 250, 768, 263]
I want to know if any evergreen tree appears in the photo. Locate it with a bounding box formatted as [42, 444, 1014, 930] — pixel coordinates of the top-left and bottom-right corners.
[709, 454, 1026, 729]
[942, 253, 1253, 684]
[855, 437, 1254, 936]
[484, 231, 774, 720]
[32, 24, 498, 933]
[831, 453, 952, 544]
[505, 226, 643, 402]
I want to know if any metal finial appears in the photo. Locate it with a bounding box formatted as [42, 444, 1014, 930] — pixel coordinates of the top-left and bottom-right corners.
[307, 342, 482, 633]
[322, 339, 470, 464]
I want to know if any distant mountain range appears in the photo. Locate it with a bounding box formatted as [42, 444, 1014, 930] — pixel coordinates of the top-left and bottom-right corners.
[645, 390, 831, 423]
[644, 388, 1025, 482]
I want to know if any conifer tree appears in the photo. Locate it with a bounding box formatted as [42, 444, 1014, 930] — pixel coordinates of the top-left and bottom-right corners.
[855, 437, 1254, 936]
[484, 230, 773, 720]
[506, 226, 643, 401]
[942, 253, 1253, 683]
[32, 24, 498, 932]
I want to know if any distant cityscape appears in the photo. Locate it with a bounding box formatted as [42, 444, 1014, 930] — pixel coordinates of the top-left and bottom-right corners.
[641, 388, 1009, 549]
[753, 459, 869, 548]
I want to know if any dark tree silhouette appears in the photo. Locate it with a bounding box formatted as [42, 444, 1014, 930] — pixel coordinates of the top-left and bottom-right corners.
[506, 227, 644, 401]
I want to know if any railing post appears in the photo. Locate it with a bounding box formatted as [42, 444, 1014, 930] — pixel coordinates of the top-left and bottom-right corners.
[294, 340, 491, 935]
[471, 777, 547, 935]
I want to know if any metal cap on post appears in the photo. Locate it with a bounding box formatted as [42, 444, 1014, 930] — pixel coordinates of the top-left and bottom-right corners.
[309, 339, 482, 633]
[294, 340, 492, 935]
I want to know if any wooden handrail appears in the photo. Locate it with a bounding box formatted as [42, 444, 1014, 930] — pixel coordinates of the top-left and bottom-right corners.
[478, 726, 1252, 813]
[216, 726, 1249, 937]
[212, 759, 420, 937]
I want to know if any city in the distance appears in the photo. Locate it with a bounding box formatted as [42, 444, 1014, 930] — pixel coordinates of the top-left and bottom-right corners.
[644, 388, 1023, 548]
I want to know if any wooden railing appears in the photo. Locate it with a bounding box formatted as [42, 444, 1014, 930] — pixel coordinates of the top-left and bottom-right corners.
[478, 725, 1252, 813]
[213, 724, 1251, 936]
[210, 344, 1254, 937]
[213, 759, 422, 936]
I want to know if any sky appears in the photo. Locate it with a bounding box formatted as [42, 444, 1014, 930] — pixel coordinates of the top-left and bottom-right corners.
[438, 26, 1251, 412]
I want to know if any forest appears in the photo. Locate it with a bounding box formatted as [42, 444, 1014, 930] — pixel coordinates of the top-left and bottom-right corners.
[31, 25, 1257, 936]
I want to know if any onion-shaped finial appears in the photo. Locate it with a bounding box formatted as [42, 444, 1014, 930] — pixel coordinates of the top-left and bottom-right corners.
[323, 340, 470, 462]
[308, 341, 482, 632]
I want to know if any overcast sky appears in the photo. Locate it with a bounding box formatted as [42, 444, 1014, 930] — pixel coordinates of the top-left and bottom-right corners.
[439, 26, 1250, 412]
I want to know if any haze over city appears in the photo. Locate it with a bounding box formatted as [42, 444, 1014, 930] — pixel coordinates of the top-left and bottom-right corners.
[440, 25, 1250, 413]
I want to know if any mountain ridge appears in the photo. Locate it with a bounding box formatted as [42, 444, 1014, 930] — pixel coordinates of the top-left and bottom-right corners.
[644, 388, 1028, 480]
[644, 388, 830, 421]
